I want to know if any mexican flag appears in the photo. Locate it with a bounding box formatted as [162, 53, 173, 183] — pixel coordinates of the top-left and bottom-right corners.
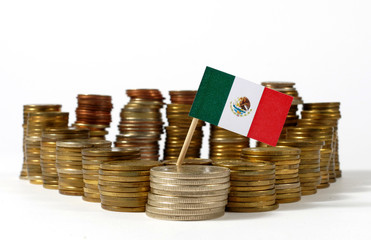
[189, 67, 293, 146]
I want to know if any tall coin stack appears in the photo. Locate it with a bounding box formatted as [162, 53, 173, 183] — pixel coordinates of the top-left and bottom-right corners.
[99, 159, 162, 212]
[163, 91, 205, 161]
[26, 112, 69, 184]
[146, 165, 230, 221]
[260, 82, 303, 141]
[213, 160, 278, 212]
[41, 128, 90, 189]
[74, 94, 113, 139]
[209, 125, 250, 161]
[300, 102, 342, 179]
[115, 89, 164, 161]
[56, 139, 111, 196]
[276, 140, 324, 195]
[82, 147, 141, 203]
[20, 104, 62, 179]
[286, 126, 334, 189]
[241, 147, 302, 203]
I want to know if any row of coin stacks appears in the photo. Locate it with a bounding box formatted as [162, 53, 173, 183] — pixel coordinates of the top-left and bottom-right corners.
[163, 91, 205, 161]
[73, 94, 113, 140]
[299, 102, 342, 178]
[115, 89, 164, 161]
[26, 112, 69, 184]
[209, 125, 250, 161]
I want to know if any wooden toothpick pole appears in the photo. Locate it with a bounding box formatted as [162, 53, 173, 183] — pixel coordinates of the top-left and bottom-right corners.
[176, 117, 199, 166]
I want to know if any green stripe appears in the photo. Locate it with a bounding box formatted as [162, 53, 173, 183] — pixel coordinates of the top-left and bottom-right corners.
[189, 66, 235, 126]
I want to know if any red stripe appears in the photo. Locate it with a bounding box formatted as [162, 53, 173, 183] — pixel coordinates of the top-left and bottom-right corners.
[247, 88, 293, 146]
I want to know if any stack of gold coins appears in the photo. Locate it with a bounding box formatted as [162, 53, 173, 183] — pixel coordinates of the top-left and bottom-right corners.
[56, 139, 111, 196]
[82, 147, 141, 203]
[213, 160, 278, 212]
[99, 160, 162, 212]
[73, 94, 113, 139]
[260, 82, 303, 141]
[20, 104, 62, 180]
[163, 158, 212, 165]
[241, 147, 302, 203]
[286, 126, 334, 189]
[26, 112, 69, 184]
[163, 91, 205, 161]
[300, 102, 341, 178]
[209, 125, 250, 160]
[276, 140, 324, 195]
[41, 128, 90, 189]
[115, 89, 164, 161]
[146, 165, 230, 221]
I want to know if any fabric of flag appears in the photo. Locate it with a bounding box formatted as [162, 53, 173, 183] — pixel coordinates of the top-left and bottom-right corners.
[189, 66, 293, 146]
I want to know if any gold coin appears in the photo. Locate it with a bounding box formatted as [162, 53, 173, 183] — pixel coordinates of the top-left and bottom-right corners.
[98, 185, 149, 193]
[230, 179, 275, 187]
[276, 197, 301, 203]
[100, 191, 148, 198]
[230, 184, 275, 191]
[227, 200, 276, 208]
[98, 180, 150, 187]
[101, 160, 163, 171]
[226, 203, 279, 212]
[98, 170, 150, 177]
[229, 189, 276, 197]
[101, 204, 145, 212]
[242, 147, 300, 156]
[228, 195, 276, 202]
[99, 175, 150, 182]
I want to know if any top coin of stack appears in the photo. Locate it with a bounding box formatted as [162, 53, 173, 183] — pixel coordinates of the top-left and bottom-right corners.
[82, 147, 140, 203]
[213, 160, 278, 212]
[74, 94, 113, 139]
[99, 160, 163, 212]
[276, 139, 324, 195]
[41, 128, 90, 189]
[146, 165, 230, 221]
[115, 89, 164, 161]
[26, 112, 69, 184]
[259, 82, 303, 142]
[20, 104, 62, 179]
[241, 147, 302, 204]
[209, 125, 250, 161]
[163, 91, 205, 161]
[300, 102, 341, 179]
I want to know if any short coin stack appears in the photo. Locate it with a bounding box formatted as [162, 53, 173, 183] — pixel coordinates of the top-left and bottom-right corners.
[41, 128, 90, 189]
[20, 104, 62, 179]
[74, 94, 113, 139]
[213, 160, 278, 212]
[209, 125, 250, 161]
[260, 82, 303, 140]
[82, 147, 140, 203]
[115, 89, 164, 161]
[300, 102, 341, 179]
[286, 126, 334, 189]
[146, 165, 230, 221]
[276, 140, 324, 195]
[56, 139, 111, 196]
[99, 159, 162, 212]
[26, 112, 69, 184]
[163, 158, 212, 165]
[164, 91, 205, 161]
[241, 147, 302, 203]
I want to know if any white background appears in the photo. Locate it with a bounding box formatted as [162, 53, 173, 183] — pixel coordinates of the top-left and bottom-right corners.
[1, 1, 370, 239]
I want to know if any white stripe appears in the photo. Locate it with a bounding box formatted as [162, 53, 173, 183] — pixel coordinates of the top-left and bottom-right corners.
[217, 77, 265, 136]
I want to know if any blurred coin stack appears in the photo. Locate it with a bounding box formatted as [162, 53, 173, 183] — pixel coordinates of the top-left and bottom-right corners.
[115, 89, 164, 161]
[146, 165, 230, 221]
[300, 102, 342, 179]
[163, 91, 205, 161]
[56, 139, 111, 196]
[241, 147, 302, 203]
[260, 82, 303, 141]
[20, 104, 62, 179]
[213, 160, 278, 212]
[286, 126, 334, 189]
[26, 112, 69, 184]
[99, 159, 162, 212]
[82, 147, 141, 203]
[276, 140, 324, 195]
[73, 94, 113, 139]
[163, 158, 212, 165]
[209, 125, 250, 161]
[41, 128, 90, 189]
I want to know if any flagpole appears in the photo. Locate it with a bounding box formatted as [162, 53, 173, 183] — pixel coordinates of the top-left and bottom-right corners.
[176, 117, 199, 166]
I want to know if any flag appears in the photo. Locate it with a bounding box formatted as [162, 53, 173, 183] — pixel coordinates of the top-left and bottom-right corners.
[189, 66, 293, 146]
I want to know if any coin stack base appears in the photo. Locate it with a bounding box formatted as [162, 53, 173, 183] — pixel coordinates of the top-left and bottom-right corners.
[146, 165, 230, 221]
